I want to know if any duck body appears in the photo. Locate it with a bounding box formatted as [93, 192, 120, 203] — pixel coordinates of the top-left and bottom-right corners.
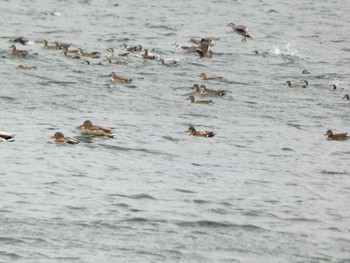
[343, 94, 349, 101]
[42, 40, 57, 49]
[51, 132, 79, 144]
[107, 58, 127, 65]
[80, 120, 114, 137]
[325, 130, 348, 141]
[110, 72, 132, 83]
[200, 73, 222, 81]
[194, 84, 225, 95]
[187, 96, 213, 104]
[10, 44, 28, 57]
[187, 126, 215, 137]
[77, 48, 101, 58]
[0, 131, 15, 142]
[159, 58, 178, 67]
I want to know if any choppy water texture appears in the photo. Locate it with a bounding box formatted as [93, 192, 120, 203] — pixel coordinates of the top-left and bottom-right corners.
[1, 0, 350, 262]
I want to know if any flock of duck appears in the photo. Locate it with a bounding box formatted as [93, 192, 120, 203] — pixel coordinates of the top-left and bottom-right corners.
[1, 22, 349, 143]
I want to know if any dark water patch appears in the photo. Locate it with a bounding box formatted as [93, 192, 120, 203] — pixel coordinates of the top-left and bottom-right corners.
[0, 251, 21, 260]
[0, 236, 25, 244]
[162, 136, 180, 142]
[98, 144, 174, 157]
[281, 147, 294, 151]
[193, 199, 210, 204]
[321, 170, 347, 175]
[108, 193, 156, 200]
[175, 220, 265, 231]
[174, 188, 196, 194]
[0, 96, 17, 101]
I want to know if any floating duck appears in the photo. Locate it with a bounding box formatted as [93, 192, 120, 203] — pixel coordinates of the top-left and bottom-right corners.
[0, 131, 15, 142]
[51, 132, 79, 144]
[186, 95, 213, 104]
[9, 44, 28, 57]
[110, 72, 132, 83]
[324, 130, 348, 141]
[17, 65, 37, 70]
[187, 126, 215, 137]
[80, 120, 114, 137]
[200, 73, 222, 81]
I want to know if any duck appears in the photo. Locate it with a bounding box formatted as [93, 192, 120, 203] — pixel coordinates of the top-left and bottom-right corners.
[83, 60, 102, 66]
[301, 80, 309, 88]
[9, 44, 28, 57]
[284, 81, 293, 88]
[77, 48, 100, 58]
[107, 48, 129, 57]
[142, 49, 156, 60]
[42, 40, 56, 49]
[106, 58, 127, 65]
[17, 65, 37, 70]
[200, 73, 222, 81]
[80, 120, 114, 137]
[343, 94, 349, 101]
[227, 22, 252, 42]
[120, 44, 142, 52]
[62, 51, 80, 59]
[302, 69, 310, 74]
[195, 39, 214, 58]
[0, 131, 15, 142]
[10, 37, 30, 45]
[330, 84, 337, 90]
[159, 58, 178, 67]
[194, 84, 226, 95]
[324, 130, 348, 141]
[186, 95, 213, 104]
[187, 126, 215, 137]
[51, 132, 79, 144]
[110, 72, 132, 83]
[55, 41, 72, 50]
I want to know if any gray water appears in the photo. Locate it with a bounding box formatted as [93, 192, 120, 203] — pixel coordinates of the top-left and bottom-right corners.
[1, 0, 350, 262]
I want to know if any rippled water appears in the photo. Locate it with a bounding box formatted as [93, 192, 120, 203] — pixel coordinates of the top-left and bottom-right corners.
[1, 0, 350, 262]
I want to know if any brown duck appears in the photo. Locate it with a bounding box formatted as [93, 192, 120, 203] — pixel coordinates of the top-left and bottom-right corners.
[51, 132, 80, 144]
[80, 120, 114, 137]
[187, 126, 215, 137]
[325, 130, 348, 141]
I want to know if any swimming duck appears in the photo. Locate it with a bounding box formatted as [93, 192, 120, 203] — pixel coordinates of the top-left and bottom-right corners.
[110, 72, 132, 83]
[42, 40, 56, 49]
[80, 120, 114, 137]
[106, 58, 127, 65]
[186, 95, 213, 104]
[77, 48, 101, 58]
[0, 131, 15, 142]
[302, 69, 310, 74]
[83, 60, 102, 66]
[142, 49, 156, 60]
[9, 44, 28, 57]
[194, 84, 226, 95]
[324, 130, 348, 141]
[62, 51, 80, 59]
[120, 44, 142, 52]
[301, 80, 309, 88]
[55, 42, 72, 50]
[200, 73, 223, 81]
[227, 22, 252, 42]
[187, 126, 215, 137]
[343, 94, 349, 101]
[51, 132, 79, 144]
[159, 58, 178, 67]
[17, 65, 37, 70]
[107, 48, 129, 57]
[330, 84, 337, 90]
